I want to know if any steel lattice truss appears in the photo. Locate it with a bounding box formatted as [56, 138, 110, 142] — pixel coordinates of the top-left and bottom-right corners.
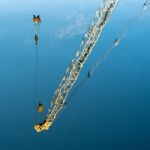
[34, 0, 119, 132]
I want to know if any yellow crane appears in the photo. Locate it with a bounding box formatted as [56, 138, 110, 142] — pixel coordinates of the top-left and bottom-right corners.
[34, 0, 119, 132]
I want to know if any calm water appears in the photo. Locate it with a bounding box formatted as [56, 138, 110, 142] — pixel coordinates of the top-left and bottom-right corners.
[0, 0, 150, 149]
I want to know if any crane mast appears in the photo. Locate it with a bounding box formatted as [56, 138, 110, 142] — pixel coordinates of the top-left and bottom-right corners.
[34, 0, 119, 132]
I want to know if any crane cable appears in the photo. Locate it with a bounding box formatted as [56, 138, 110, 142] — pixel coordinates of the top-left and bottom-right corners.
[69, 0, 150, 101]
[33, 17, 44, 121]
